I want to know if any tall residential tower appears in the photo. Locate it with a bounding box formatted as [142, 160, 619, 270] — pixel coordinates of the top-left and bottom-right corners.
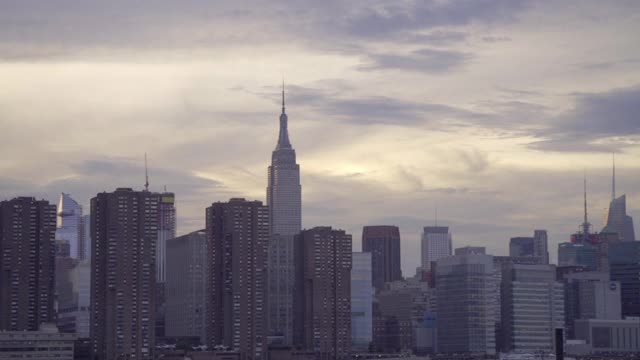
[362, 225, 402, 292]
[266, 85, 302, 344]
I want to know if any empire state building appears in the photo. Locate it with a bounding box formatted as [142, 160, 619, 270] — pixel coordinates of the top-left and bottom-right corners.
[267, 85, 301, 344]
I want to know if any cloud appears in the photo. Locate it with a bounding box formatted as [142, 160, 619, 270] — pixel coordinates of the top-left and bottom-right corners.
[359, 48, 473, 73]
[529, 85, 640, 152]
[409, 30, 468, 45]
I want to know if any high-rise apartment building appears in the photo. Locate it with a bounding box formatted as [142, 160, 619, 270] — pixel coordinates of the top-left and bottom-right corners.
[609, 241, 640, 318]
[206, 199, 269, 359]
[166, 230, 208, 344]
[500, 264, 564, 353]
[293, 227, 352, 360]
[90, 188, 159, 360]
[421, 226, 451, 271]
[351, 252, 373, 351]
[362, 225, 402, 291]
[0, 197, 56, 331]
[436, 254, 496, 355]
[56, 193, 83, 259]
[266, 86, 302, 344]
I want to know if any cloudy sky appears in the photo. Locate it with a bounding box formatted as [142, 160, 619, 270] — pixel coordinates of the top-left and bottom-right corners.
[1, 0, 639, 274]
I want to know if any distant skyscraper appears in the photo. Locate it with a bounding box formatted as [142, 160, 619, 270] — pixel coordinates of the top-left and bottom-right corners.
[78, 214, 91, 261]
[500, 264, 564, 353]
[455, 246, 486, 255]
[509, 230, 548, 264]
[166, 230, 207, 344]
[436, 254, 496, 355]
[56, 193, 83, 259]
[558, 242, 598, 270]
[421, 226, 451, 271]
[0, 197, 56, 331]
[267, 85, 302, 344]
[351, 252, 373, 351]
[206, 199, 269, 359]
[604, 155, 635, 241]
[362, 225, 402, 292]
[90, 188, 159, 360]
[57, 258, 90, 338]
[155, 191, 176, 338]
[609, 241, 640, 318]
[293, 227, 352, 360]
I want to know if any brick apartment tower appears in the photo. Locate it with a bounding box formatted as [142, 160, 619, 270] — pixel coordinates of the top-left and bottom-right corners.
[206, 198, 269, 360]
[90, 188, 159, 360]
[362, 225, 402, 291]
[294, 226, 352, 360]
[0, 197, 56, 331]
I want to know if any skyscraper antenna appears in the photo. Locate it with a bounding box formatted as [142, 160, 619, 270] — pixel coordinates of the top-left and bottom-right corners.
[281, 78, 285, 113]
[144, 153, 149, 192]
[582, 170, 591, 235]
[435, 206, 438, 226]
[612, 152, 616, 201]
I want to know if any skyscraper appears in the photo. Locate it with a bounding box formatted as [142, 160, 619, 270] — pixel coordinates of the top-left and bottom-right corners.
[166, 230, 208, 344]
[421, 226, 451, 271]
[436, 254, 496, 355]
[362, 225, 402, 292]
[508, 230, 549, 264]
[604, 155, 636, 241]
[155, 191, 176, 338]
[266, 85, 302, 344]
[206, 198, 269, 359]
[56, 193, 83, 259]
[0, 197, 56, 331]
[500, 264, 564, 353]
[90, 188, 159, 360]
[351, 252, 373, 351]
[78, 214, 91, 261]
[609, 241, 640, 318]
[293, 227, 352, 360]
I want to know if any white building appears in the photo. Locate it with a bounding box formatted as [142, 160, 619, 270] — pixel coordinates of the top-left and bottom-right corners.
[421, 226, 452, 270]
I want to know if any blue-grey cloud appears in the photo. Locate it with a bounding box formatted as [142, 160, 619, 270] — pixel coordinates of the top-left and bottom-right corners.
[359, 48, 473, 73]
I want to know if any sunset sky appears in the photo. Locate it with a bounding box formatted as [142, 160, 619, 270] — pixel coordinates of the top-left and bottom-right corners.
[1, 0, 639, 274]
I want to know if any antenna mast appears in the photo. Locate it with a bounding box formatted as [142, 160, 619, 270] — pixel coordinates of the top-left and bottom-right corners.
[144, 153, 149, 192]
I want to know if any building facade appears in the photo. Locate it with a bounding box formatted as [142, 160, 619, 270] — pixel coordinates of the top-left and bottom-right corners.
[558, 242, 598, 270]
[500, 264, 564, 353]
[363, 225, 402, 292]
[351, 252, 373, 352]
[90, 188, 159, 360]
[0, 197, 56, 331]
[574, 318, 640, 353]
[436, 254, 496, 355]
[78, 214, 91, 261]
[56, 193, 83, 259]
[293, 227, 352, 360]
[266, 88, 302, 344]
[421, 226, 451, 271]
[609, 241, 640, 318]
[206, 199, 269, 360]
[166, 230, 208, 344]
[0, 323, 75, 360]
[509, 230, 549, 264]
[155, 191, 176, 338]
[604, 195, 636, 241]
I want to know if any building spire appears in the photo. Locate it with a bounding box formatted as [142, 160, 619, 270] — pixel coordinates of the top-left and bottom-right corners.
[276, 82, 292, 150]
[612, 152, 616, 201]
[282, 79, 285, 114]
[144, 153, 149, 192]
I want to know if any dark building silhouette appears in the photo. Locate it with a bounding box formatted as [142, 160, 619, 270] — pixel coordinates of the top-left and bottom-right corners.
[206, 199, 269, 360]
[509, 230, 548, 264]
[609, 241, 640, 318]
[362, 225, 402, 291]
[0, 197, 56, 331]
[294, 227, 352, 360]
[90, 188, 159, 360]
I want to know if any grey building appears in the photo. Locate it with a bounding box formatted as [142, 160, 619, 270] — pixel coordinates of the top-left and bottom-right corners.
[609, 241, 640, 318]
[363, 225, 402, 292]
[267, 87, 302, 345]
[294, 227, 352, 360]
[454, 246, 485, 255]
[558, 242, 598, 270]
[56, 193, 83, 259]
[604, 195, 636, 241]
[436, 254, 496, 355]
[574, 318, 640, 353]
[351, 252, 373, 352]
[0, 323, 75, 360]
[166, 230, 208, 344]
[501, 264, 564, 353]
[509, 230, 548, 264]
[56, 257, 91, 338]
[90, 188, 159, 360]
[79, 214, 91, 261]
[0, 197, 56, 331]
[562, 271, 621, 338]
[206, 199, 269, 360]
[156, 192, 176, 339]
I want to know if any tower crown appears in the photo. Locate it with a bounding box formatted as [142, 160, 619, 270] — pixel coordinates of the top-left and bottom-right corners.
[276, 82, 292, 150]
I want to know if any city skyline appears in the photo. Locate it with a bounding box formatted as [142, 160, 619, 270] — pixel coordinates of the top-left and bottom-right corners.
[1, 1, 640, 275]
